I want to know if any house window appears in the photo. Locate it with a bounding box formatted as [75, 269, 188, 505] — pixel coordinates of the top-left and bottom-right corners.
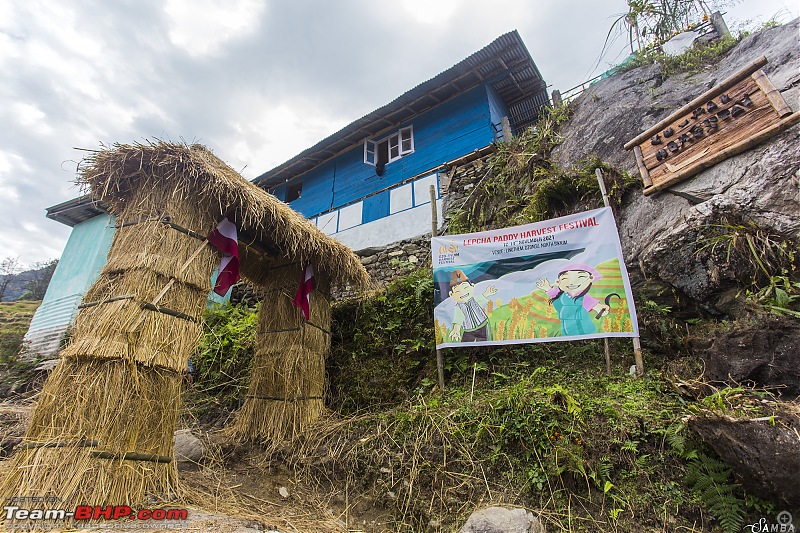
[286, 181, 303, 202]
[364, 126, 414, 167]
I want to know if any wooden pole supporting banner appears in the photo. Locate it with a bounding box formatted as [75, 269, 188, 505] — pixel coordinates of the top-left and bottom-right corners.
[595, 169, 644, 375]
[431, 184, 446, 393]
[595, 169, 613, 376]
[633, 337, 644, 376]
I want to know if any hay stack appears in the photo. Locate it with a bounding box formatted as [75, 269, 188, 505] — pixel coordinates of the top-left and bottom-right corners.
[0, 141, 368, 511]
[230, 265, 332, 442]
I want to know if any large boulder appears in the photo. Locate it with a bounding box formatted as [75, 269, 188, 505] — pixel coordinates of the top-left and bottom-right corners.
[692, 315, 800, 398]
[459, 506, 545, 533]
[552, 20, 800, 313]
[689, 410, 800, 508]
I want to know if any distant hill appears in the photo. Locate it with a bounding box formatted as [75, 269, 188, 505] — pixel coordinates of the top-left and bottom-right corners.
[0, 262, 58, 302]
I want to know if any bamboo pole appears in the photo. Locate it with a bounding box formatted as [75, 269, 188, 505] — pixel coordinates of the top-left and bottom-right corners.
[431, 184, 445, 393]
[752, 69, 793, 118]
[595, 169, 613, 376]
[596, 169, 644, 375]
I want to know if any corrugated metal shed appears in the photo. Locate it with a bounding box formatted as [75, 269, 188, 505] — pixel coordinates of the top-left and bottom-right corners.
[255, 30, 547, 189]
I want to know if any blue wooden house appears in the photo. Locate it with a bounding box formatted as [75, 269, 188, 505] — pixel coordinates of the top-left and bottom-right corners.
[255, 30, 548, 250]
[24, 30, 547, 359]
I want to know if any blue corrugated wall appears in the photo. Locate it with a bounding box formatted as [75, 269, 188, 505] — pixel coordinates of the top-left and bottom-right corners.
[284, 84, 494, 218]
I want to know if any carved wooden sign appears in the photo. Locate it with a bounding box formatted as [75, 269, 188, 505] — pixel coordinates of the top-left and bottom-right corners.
[625, 56, 800, 196]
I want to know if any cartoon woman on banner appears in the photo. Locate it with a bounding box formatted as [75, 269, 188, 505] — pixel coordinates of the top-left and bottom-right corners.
[536, 264, 618, 336]
[448, 270, 497, 342]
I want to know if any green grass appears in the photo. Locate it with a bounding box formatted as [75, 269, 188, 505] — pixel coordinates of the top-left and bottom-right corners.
[616, 34, 743, 78]
[0, 300, 39, 363]
[297, 346, 705, 531]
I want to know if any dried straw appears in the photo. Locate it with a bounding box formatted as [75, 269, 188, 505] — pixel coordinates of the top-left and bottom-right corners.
[0, 358, 182, 509]
[1, 144, 220, 510]
[230, 265, 332, 443]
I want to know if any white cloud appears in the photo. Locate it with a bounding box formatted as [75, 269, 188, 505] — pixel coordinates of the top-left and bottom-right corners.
[399, 0, 459, 25]
[164, 0, 267, 57]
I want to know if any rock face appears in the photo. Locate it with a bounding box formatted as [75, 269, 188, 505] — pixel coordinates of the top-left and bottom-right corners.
[552, 20, 800, 313]
[459, 506, 545, 533]
[692, 316, 800, 398]
[689, 411, 800, 508]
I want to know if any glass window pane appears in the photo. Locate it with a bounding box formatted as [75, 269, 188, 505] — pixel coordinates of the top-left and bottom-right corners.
[400, 128, 413, 154]
[364, 140, 376, 164]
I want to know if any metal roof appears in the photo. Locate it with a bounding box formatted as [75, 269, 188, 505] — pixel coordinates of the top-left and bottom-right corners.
[254, 30, 547, 189]
[46, 195, 108, 227]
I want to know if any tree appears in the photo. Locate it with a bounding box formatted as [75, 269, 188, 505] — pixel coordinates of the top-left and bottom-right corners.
[606, 0, 727, 53]
[21, 259, 58, 301]
[0, 256, 21, 302]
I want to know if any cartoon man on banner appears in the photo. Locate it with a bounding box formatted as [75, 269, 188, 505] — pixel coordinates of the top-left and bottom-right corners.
[536, 263, 616, 336]
[448, 270, 497, 342]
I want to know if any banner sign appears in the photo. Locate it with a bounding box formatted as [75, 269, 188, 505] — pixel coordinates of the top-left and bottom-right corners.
[431, 207, 638, 348]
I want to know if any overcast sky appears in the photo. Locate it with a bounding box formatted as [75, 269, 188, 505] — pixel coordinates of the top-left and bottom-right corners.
[1, 0, 796, 266]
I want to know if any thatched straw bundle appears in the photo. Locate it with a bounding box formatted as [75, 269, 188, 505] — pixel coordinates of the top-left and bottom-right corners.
[82, 141, 369, 289]
[4, 358, 181, 506]
[231, 265, 332, 442]
[0, 141, 368, 513]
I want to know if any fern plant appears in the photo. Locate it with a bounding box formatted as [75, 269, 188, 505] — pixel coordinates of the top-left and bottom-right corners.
[685, 452, 746, 533]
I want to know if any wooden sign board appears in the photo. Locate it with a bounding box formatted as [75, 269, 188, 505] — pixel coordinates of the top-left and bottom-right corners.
[625, 56, 800, 196]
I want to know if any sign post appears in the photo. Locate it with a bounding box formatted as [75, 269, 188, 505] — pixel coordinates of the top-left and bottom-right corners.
[595, 169, 644, 375]
[431, 184, 445, 392]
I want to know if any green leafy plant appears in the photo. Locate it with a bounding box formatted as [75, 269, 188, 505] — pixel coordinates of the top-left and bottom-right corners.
[607, 0, 714, 54]
[448, 104, 638, 234]
[695, 219, 799, 316]
[685, 452, 746, 533]
[187, 303, 258, 419]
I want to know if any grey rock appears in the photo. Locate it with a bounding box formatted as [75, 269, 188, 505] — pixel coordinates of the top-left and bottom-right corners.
[174, 429, 204, 465]
[459, 506, 544, 533]
[689, 411, 800, 508]
[356, 246, 383, 257]
[360, 255, 378, 266]
[692, 315, 800, 397]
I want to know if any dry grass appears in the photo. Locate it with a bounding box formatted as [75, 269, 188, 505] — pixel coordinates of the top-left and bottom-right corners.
[230, 266, 331, 443]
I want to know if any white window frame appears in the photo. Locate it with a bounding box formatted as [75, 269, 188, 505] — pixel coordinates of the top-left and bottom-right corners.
[364, 125, 414, 166]
[364, 139, 376, 165]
